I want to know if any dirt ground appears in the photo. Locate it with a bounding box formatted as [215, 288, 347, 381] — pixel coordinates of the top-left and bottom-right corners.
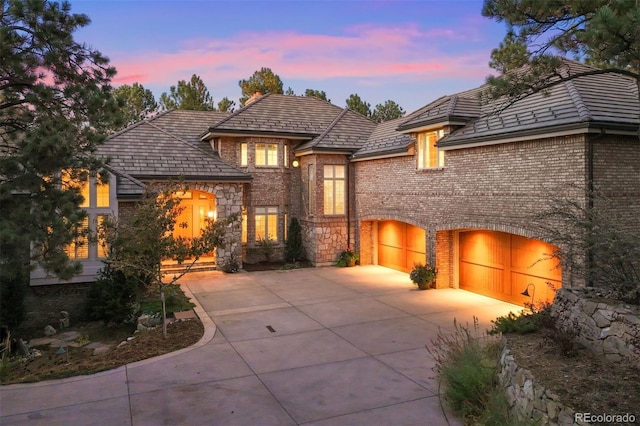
[505, 332, 640, 423]
[2, 319, 203, 385]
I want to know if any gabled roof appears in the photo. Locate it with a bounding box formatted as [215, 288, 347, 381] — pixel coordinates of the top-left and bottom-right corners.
[99, 111, 251, 183]
[296, 109, 377, 153]
[351, 117, 413, 160]
[397, 87, 483, 132]
[205, 94, 345, 138]
[150, 109, 229, 152]
[439, 60, 639, 148]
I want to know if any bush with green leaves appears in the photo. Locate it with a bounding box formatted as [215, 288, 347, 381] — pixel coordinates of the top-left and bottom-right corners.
[256, 236, 276, 262]
[489, 304, 552, 335]
[85, 266, 139, 324]
[285, 217, 305, 262]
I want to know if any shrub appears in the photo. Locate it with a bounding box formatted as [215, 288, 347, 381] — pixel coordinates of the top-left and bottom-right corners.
[409, 263, 437, 289]
[490, 303, 553, 335]
[256, 236, 276, 263]
[85, 266, 139, 324]
[428, 318, 499, 420]
[336, 247, 358, 267]
[285, 217, 305, 262]
[0, 266, 27, 328]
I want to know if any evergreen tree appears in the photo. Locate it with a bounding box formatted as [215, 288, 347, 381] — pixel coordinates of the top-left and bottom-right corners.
[371, 100, 405, 123]
[238, 67, 284, 106]
[160, 74, 215, 110]
[304, 89, 331, 103]
[217, 97, 235, 113]
[285, 217, 305, 262]
[345, 94, 372, 118]
[113, 82, 158, 128]
[1, 0, 123, 288]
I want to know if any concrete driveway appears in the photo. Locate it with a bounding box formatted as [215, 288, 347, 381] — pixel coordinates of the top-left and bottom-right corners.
[1, 266, 522, 425]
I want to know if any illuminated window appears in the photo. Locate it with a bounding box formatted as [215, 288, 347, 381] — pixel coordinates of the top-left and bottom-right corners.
[241, 207, 248, 243]
[96, 179, 110, 207]
[96, 215, 109, 258]
[240, 143, 248, 166]
[308, 164, 315, 214]
[284, 144, 289, 168]
[417, 130, 445, 169]
[256, 143, 278, 166]
[255, 207, 278, 241]
[323, 165, 345, 215]
[65, 217, 89, 259]
[284, 212, 288, 241]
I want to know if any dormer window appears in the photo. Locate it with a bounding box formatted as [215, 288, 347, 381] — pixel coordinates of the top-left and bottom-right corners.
[417, 130, 444, 169]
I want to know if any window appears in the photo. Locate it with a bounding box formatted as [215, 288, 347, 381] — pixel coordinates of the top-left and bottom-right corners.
[241, 207, 248, 243]
[240, 143, 248, 166]
[255, 207, 278, 241]
[65, 217, 89, 259]
[96, 215, 109, 258]
[323, 165, 345, 215]
[256, 143, 278, 166]
[284, 212, 288, 241]
[308, 164, 315, 214]
[284, 144, 289, 168]
[96, 179, 110, 207]
[417, 130, 445, 169]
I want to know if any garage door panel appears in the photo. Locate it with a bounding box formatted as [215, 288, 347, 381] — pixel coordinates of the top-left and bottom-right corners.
[460, 230, 561, 305]
[378, 221, 426, 273]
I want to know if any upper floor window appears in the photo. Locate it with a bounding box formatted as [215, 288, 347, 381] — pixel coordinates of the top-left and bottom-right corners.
[62, 170, 110, 208]
[308, 164, 316, 214]
[256, 143, 278, 166]
[240, 143, 248, 166]
[323, 165, 345, 215]
[417, 130, 444, 169]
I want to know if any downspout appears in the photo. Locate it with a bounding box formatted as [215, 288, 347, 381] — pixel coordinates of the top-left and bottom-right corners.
[586, 133, 595, 287]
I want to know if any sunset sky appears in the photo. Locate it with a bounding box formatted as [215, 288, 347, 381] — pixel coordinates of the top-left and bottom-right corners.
[69, 0, 508, 112]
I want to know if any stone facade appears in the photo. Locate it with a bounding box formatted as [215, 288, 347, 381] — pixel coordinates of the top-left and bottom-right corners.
[498, 342, 588, 426]
[551, 288, 640, 367]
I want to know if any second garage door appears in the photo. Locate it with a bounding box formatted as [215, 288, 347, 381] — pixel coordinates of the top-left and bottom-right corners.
[459, 230, 561, 305]
[378, 221, 426, 273]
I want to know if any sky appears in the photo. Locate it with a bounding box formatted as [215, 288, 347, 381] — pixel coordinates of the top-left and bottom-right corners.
[69, 0, 508, 113]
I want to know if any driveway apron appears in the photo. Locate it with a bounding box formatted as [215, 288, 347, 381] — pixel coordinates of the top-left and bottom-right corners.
[0, 266, 522, 425]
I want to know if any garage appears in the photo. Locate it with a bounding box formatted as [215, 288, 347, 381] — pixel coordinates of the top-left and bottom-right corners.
[459, 230, 561, 305]
[378, 221, 426, 273]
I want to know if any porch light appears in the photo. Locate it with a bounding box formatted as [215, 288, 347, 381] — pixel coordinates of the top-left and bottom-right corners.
[207, 210, 216, 220]
[292, 160, 300, 168]
[521, 283, 535, 304]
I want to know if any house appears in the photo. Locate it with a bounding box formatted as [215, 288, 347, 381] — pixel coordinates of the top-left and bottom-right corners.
[26, 60, 639, 325]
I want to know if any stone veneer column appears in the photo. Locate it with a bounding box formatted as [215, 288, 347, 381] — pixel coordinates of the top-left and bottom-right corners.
[212, 183, 243, 270]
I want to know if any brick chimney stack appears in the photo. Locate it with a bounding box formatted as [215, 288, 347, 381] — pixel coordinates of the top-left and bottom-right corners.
[245, 91, 262, 106]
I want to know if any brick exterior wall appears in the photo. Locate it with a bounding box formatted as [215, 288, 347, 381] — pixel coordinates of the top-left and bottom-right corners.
[21, 282, 91, 331]
[355, 134, 596, 289]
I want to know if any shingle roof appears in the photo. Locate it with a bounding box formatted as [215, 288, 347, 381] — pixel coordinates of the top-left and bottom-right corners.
[149, 110, 229, 152]
[296, 109, 378, 152]
[397, 87, 483, 132]
[206, 94, 345, 137]
[99, 111, 251, 185]
[351, 117, 413, 160]
[439, 60, 639, 148]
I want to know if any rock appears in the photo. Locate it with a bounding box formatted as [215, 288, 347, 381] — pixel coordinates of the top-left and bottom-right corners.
[59, 311, 70, 329]
[43, 325, 56, 336]
[16, 339, 30, 357]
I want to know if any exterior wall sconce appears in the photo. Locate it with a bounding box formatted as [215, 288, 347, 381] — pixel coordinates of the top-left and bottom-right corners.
[521, 283, 536, 305]
[292, 160, 300, 168]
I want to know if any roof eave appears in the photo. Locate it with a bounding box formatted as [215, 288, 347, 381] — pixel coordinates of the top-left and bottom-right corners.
[203, 129, 316, 141]
[438, 121, 639, 150]
[130, 174, 253, 182]
[397, 117, 472, 133]
[351, 148, 411, 162]
[294, 147, 357, 156]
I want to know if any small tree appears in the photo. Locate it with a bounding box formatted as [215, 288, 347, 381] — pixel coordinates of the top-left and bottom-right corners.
[285, 217, 305, 262]
[534, 188, 640, 304]
[100, 183, 239, 336]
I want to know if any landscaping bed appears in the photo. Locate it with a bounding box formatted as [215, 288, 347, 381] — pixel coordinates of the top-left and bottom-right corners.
[1, 318, 203, 385]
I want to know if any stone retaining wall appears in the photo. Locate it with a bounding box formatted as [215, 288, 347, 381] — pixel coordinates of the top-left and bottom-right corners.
[551, 288, 640, 368]
[498, 342, 587, 425]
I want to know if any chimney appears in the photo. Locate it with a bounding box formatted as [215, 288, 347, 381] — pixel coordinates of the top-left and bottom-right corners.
[245, 91, 262, 106]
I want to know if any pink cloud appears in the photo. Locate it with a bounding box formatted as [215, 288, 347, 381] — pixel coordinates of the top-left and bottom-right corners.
[109, 23, 494, 94]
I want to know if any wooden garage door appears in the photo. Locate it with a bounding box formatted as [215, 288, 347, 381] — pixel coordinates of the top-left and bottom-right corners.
[378, 221, 426, 273]
[459, 230, 561, 305]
